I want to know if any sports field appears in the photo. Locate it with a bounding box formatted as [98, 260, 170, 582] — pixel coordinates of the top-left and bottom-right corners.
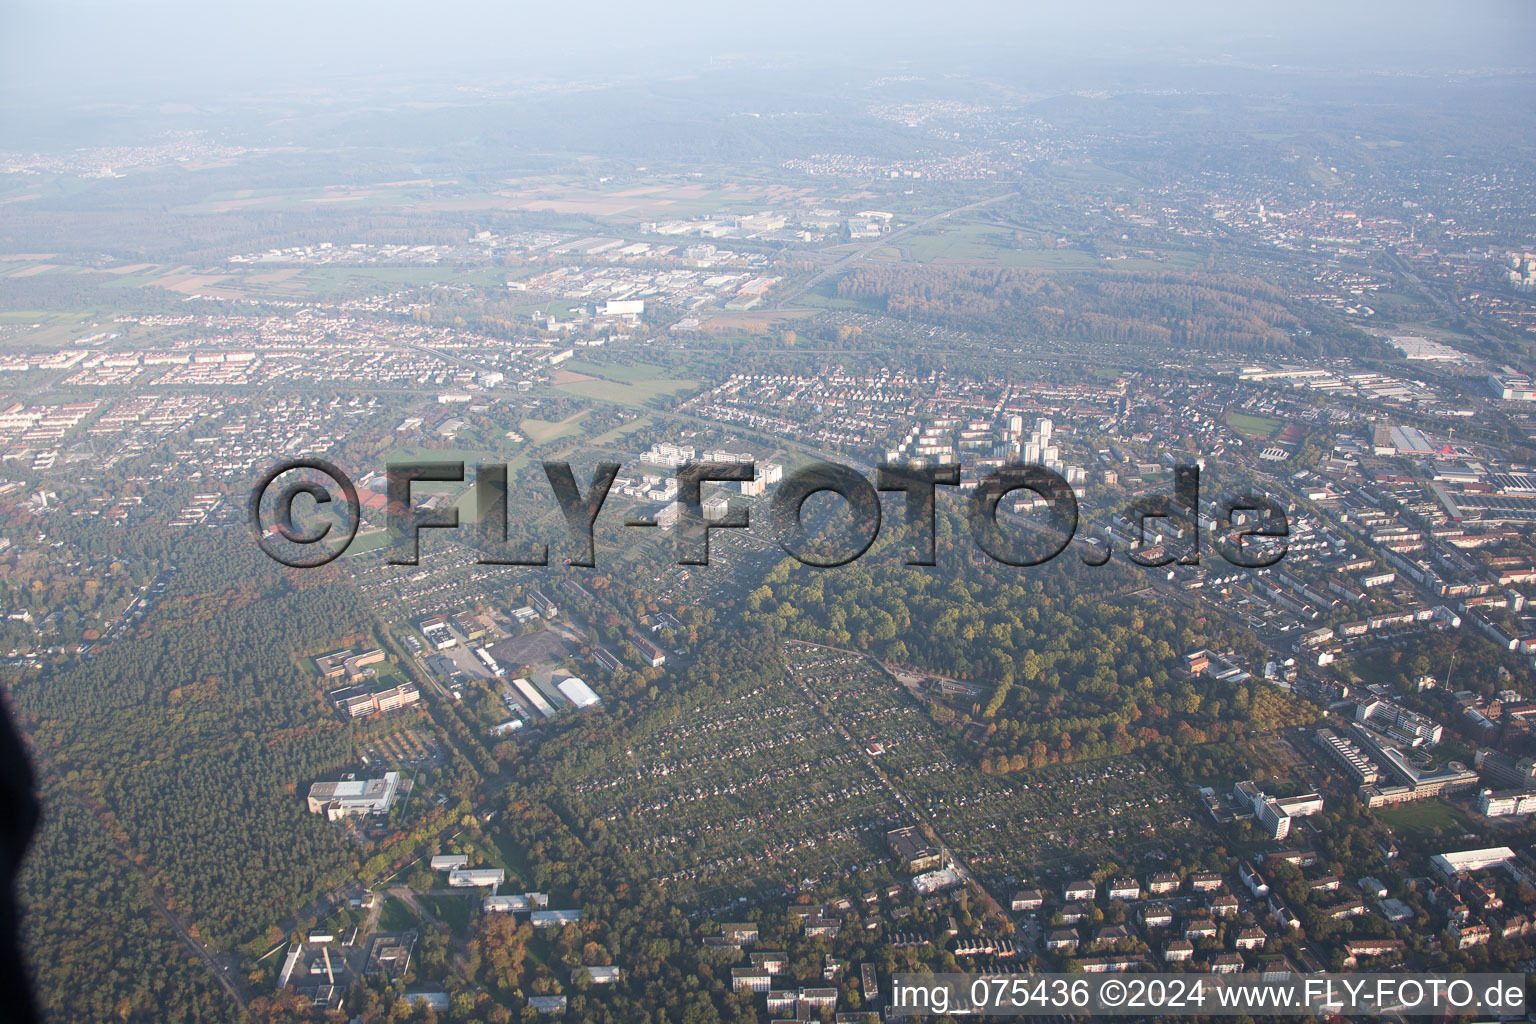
[1224, 412, 1283, 438]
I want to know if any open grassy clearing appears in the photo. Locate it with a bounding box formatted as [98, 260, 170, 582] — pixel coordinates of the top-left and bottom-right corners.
[519, 410, 591, 443]
[554, 377, 698, 407]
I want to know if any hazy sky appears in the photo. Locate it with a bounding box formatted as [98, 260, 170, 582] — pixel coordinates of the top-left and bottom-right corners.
[2, 0, 1533, 109]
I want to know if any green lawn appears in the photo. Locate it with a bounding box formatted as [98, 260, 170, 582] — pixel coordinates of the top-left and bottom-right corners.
[554, 377, 698, 407]
[564, 359, 665, 383]
[490, 832, 534, 890]
[378, 897, 418, 933]
[589, 414, 654, 446]
[420, 894, 472, 938]
[1375, 800, 1471, 842]
[899, 222, 1100, 267]
[520, 410, 591, 443]
[343, 527, 392, 558]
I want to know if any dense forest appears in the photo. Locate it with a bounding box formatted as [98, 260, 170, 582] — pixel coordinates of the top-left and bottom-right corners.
[836, 265, 1376, 359]
[21, 775, 243, 1023]
[14, 534, 375, 958]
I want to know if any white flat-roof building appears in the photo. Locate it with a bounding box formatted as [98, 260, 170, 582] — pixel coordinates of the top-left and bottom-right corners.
[307, 772, 401, 821]
[447, 868, 506, 888]
[484, 894, 532, 913]
[1479, 789, 1536, 817]
[703, 493, 732, 521]
[430, 855, 469, 871]
[1431, 847, 1516, 880]
[557, 677, 601, 709]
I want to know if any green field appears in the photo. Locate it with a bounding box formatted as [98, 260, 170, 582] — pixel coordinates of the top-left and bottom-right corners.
[0, 311, 97, 349]
[1375, 800, 1472, 843]
[491, 832, 535, 892]
[520, 410, 591, 443]
[420, 894, 472, 938]
[564, 359, 666, 383]
[343, 528, 394, 558]
[377, 896, 418, 933]
[555, 377, 698, 407]
[900, 222, 1100, 267]
[288, 265, 508, 298]
[1224, 412, 1283, 438]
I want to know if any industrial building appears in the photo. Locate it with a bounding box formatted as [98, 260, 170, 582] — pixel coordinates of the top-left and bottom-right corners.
[557, 676, 601, 709]
[510, 677, 557, 718]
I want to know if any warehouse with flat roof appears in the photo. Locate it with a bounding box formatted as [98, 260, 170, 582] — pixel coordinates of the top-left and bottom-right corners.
[557, 676, 601, 709]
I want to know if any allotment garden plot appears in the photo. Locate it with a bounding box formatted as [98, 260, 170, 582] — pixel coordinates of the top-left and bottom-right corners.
[560, 675, 906, 905]
[789, 646, 1207, 887]
[911, 757, 1205, 885]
